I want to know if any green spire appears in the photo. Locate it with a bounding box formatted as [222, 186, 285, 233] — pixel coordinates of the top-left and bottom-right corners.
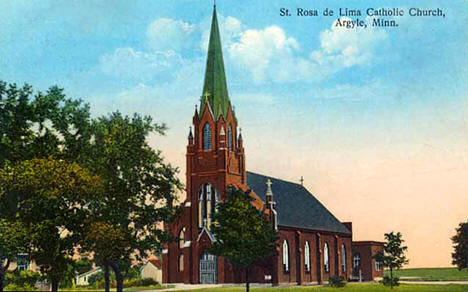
[200, 5, 230, 120]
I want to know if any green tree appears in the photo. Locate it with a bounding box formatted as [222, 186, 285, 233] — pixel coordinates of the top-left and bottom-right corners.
[0, 81, 92, 168]
[0, 220, 28, 292]
[0, 81, 94, 291]
[210, 187, 278, 292]
[81, 112, 182, 292]
[451, 220, 468, 270]
[374, 231, 409, 289]
[0, 158, 101, 292]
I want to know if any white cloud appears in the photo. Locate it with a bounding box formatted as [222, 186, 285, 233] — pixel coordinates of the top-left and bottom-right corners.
[146, 18, 196, 52]
[311, 17, 388, 71]
[229, 26, 301, 82]
[227, 17, 387, 83]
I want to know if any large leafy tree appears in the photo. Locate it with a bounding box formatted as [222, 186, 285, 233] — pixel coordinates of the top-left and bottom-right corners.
[452, 220, 468, 270]
[374, 231, 409, 289]
[0, 82, 94, 291]
[210, 187, 278, 292]
[0, 220, 28, 292]
[0, 158, 101, 292]
[81, 112, 182, 292]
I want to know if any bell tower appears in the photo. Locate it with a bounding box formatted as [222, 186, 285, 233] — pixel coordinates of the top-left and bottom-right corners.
[184, 4, 246, 284]
[163, 4, 246, 285]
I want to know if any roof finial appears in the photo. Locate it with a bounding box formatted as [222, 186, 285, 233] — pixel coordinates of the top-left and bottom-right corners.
[300, 176, 304, 186]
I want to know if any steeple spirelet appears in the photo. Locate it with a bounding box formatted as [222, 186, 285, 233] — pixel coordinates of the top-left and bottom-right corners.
[200, 5, 230, 120]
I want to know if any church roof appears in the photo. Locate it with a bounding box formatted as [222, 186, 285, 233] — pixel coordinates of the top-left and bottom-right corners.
[246, 171, 351, 235]
[200, 5, 230, 120]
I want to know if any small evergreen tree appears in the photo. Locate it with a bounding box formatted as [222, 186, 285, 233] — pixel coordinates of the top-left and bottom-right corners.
[374, 231, 408, 289]
[451, 220, 468, 270]
[210, 187, 278, 292]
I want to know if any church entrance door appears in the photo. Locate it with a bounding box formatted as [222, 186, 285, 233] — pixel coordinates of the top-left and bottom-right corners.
[199, 252, 217, 284]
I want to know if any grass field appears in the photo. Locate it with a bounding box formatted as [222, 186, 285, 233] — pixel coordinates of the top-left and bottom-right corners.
[386, 268, 468, 281]
[179, 283, 468, 292]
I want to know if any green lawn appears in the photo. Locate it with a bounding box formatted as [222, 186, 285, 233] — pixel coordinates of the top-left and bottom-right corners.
[386, 268, 468, 281]
[180, 283, 468, 292]
[55, 284, 172, 291]
[125, 284, 174, 290]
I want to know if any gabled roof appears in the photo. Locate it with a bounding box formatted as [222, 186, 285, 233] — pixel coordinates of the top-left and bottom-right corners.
[77, 267, 102, 278]
[246, 171, 351, 235]
[200, 5, 230, 120]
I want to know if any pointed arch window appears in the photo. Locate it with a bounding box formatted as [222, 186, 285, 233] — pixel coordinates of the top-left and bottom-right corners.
[178, 228, 185, 249]
[179, 254, 184, 271]
[206, 184, 212, 228]
[203, 123, 212, 150]
[198, 188, 204, 228]
[228, 124, 233, 151]
[304, 241, 311, 272]
[324, 242, 330, 273]
[341, 244, 346, 272]
[198, 183, 218, 229]
[282, 240, 289, 272]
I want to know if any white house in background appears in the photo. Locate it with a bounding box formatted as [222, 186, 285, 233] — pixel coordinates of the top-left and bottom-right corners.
[140, 258, 162, 283]
[76, 267, 102, 286]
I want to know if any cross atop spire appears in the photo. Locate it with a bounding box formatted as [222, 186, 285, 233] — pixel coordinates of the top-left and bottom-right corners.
[266, 179, 272, 188]
[199, 4, 230, 120]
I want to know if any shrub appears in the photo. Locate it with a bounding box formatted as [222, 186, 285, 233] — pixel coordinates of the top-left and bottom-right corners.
[123, 278, 140, 288]
[140, 277, 158, 286]
[381, 275, 400, 287]
[328, 276, 346, 288]
[88, 271, 105, 287]
[122, 277, 158, 287]
[4, 283, 38, 291]
[4, 270, 43, 289]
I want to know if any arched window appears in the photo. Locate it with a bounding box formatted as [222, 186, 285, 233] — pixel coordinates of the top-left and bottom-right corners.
[198, 189, 204, 228]
[341, 244, 346, 272]
[198, 183, 218, 229]
[206, 184, 212, 229]
[178, 228, 185, 249]
[179, 254, 184, 271]
[304, 241, 311, 272]
[282, 240, 289, 271]
[324, 242, 330, 273]
[203, 123, 212, 150]
[228, 124, 233, 151]
[353, 253, 361, 268]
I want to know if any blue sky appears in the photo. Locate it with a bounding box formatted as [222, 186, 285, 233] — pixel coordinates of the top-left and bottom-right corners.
[1, 0, 468, 267]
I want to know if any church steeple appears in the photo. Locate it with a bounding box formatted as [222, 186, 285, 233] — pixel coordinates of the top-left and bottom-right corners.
[200, 5, 230, 120]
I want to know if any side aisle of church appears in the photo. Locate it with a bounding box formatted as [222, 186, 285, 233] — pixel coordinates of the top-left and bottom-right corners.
[162, 5, 382, 285]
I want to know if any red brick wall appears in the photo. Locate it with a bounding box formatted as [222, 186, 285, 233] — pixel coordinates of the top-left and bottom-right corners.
[276, 229, 352, 285]
[352, 242, 384, 281]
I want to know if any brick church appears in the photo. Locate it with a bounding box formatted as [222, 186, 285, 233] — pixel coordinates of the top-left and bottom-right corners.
[162, 5, 383, 285]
